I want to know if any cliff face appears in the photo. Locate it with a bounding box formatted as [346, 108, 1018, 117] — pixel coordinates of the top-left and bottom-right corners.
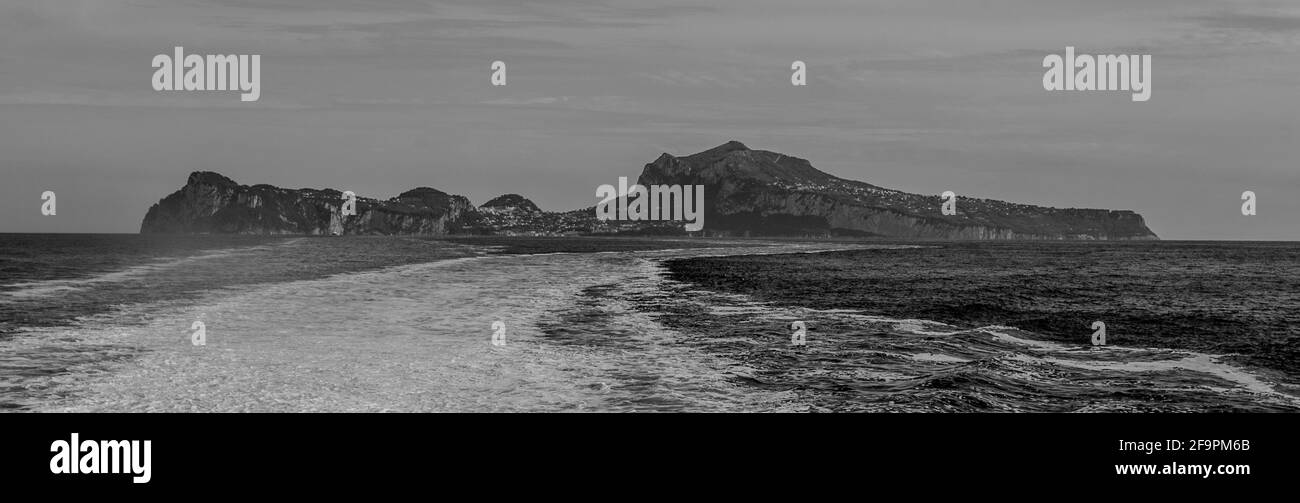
[636, 141, 1158, 240]
[140, 172, 476, 235]
[140, 142, 1158, 240]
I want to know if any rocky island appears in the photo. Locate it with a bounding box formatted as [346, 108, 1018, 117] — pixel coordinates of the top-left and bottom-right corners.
[140, 142, 1158, 240]
[638, 141, 1158, 240]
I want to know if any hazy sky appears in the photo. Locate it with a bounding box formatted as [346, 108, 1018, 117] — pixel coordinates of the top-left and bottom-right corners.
[1, 0, 1297, 239]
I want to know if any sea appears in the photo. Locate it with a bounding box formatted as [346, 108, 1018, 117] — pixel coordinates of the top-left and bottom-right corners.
[1, 234, 1296, 412]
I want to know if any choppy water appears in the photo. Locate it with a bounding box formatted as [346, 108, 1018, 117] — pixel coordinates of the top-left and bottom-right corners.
[1, 235, 1295, 412]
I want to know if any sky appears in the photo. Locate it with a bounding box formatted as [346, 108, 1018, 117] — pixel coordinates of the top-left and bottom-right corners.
[0, 0, 1297, 239]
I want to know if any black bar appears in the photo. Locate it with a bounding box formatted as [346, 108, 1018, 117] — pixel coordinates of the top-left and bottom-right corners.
[1, 413, 1289, 493]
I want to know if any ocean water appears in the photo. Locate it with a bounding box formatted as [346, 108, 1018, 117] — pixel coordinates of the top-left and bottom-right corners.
[0, 235, 1295, 412]
[661, 241, 1300, 411]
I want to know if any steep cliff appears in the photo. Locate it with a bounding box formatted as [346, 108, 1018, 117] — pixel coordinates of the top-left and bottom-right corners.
[139, 172, 476, 235]
[140, 142, 1158, 240]
[635, 141, 1158, 240]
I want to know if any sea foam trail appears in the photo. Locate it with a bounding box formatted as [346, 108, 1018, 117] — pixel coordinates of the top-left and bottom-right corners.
[6, 241, 1294, 412]
[0, 241, 294, 302]
[20, 242, 864, 412]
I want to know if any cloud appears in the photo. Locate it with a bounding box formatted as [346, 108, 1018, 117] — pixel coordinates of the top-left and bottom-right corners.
[1191, 12, 1300, 33]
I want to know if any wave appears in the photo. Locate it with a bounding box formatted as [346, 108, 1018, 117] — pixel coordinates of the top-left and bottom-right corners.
[4, 240, 1294, 412]
[634, 255, 1300, 411]
[0, 240, 297, 302]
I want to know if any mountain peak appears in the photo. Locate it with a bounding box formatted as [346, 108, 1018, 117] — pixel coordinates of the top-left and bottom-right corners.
[684, 140, 750, 161]
[640, 141, 837, 187]
[634, 141, 1157, 239]
[480, 194, 541, 214]
[186, 171, 237, 187]
[397, 186, 450, 198]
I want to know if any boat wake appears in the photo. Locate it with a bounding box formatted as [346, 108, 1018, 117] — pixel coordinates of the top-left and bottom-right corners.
[2, 241, 1293, 412]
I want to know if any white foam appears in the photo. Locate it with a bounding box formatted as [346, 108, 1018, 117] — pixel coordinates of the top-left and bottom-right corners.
[0, 242, 289, 302]
[27, 244, 848, 412]
[1016, 353, 1281, 396]
[984, 328, 1067, 351]
[912, 353, 970, 363]
[12, 240, 1293, 412]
